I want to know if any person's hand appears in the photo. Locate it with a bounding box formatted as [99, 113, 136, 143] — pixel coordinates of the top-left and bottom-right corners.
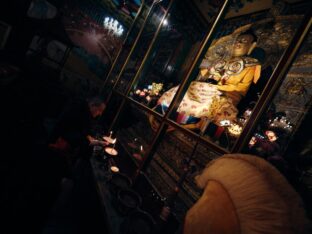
[89, 139, 109, 146]
[98, 140, 109, 146]
[87, 135, 96, 142]
[87, 135, 99, 145]
[89, 139, 100, 146]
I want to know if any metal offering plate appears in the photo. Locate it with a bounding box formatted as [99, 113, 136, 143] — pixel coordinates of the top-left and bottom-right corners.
[105, 147, 118, 156]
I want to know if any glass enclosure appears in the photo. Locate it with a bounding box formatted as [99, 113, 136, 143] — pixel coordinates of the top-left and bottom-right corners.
[165, 6, 308, 151]
[110, 0, 310, 154]
[101, 0, 312, 226]
[243, 28, 312, 167]
[127, 0, 220, 111]
[115, 0, 171, 94]
[112, 101, 161, 168]
[101, 1, 153, 99]
[58, 0, 144, 96]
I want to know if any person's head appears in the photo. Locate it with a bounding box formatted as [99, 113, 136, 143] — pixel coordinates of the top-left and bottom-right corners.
[232, 30, 258, 57]
[87, 96, 106, 118]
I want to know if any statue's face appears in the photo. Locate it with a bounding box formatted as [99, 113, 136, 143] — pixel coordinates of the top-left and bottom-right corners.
[232, 34, 255, 57]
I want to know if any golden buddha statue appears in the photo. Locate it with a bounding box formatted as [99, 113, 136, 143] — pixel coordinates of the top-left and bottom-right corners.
[152, 27, 261, 131]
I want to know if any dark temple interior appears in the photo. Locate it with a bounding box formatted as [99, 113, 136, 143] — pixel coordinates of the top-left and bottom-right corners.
[1, 0, 312, 233]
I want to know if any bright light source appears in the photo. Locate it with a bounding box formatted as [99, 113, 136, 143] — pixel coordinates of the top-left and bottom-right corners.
[163, 19, 168, 26]
[219, 119, 231, 126]
[103, 17, 124, 37]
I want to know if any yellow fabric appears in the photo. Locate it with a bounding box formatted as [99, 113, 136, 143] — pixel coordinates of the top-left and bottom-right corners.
[217, 66, 258, 97]
[200, 68, 209, 77]
[157, 59, 261, 124]
[253, 65, 261, 84]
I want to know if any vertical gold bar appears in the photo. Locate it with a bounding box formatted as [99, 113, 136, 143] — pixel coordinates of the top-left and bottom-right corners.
[137, 0, 230, 173]
[108, 2, 157, 93]
[163, 0, 230, 119]
[124, 0, 175, 96]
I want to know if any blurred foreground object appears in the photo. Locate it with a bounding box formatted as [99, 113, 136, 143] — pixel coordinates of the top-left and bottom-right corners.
[184, 154, 311, 234]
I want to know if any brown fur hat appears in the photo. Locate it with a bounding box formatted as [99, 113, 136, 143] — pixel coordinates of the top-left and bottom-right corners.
[184, 154, 311, 234]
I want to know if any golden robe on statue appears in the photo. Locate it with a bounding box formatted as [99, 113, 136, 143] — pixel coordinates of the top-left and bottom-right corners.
[157, 56, 261, 125]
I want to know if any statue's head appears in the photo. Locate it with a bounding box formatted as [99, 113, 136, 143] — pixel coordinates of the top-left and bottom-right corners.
[232, 30, 258, 57]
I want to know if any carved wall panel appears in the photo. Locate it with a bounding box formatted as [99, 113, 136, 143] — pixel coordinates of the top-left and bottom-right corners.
[146, 130, 221, 220]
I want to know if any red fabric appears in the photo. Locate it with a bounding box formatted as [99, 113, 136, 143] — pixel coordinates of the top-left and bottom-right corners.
[214, 126, 224, 139]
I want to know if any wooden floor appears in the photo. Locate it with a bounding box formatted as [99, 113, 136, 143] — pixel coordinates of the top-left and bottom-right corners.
[0, 65, 107, 234]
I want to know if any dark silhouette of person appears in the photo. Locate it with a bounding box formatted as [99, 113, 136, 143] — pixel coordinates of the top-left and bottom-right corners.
[48, 96, 106, 160]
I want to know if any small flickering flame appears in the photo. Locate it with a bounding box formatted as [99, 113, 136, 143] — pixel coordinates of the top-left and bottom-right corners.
[140, 145, 144, 152]
[111, 138, 117, 153]
[249, 136, 257, 146]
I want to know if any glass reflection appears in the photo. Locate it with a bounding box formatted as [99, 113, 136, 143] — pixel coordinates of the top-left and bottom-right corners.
[244, 30, 312, 169]
[62, 0, 142, 79]
[129, 0, 223, 110]
[113, 102, 160, 167]
[115, 0, 170, 93]
[101, 3, 152, 99]
[154, 26, 263, 149]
